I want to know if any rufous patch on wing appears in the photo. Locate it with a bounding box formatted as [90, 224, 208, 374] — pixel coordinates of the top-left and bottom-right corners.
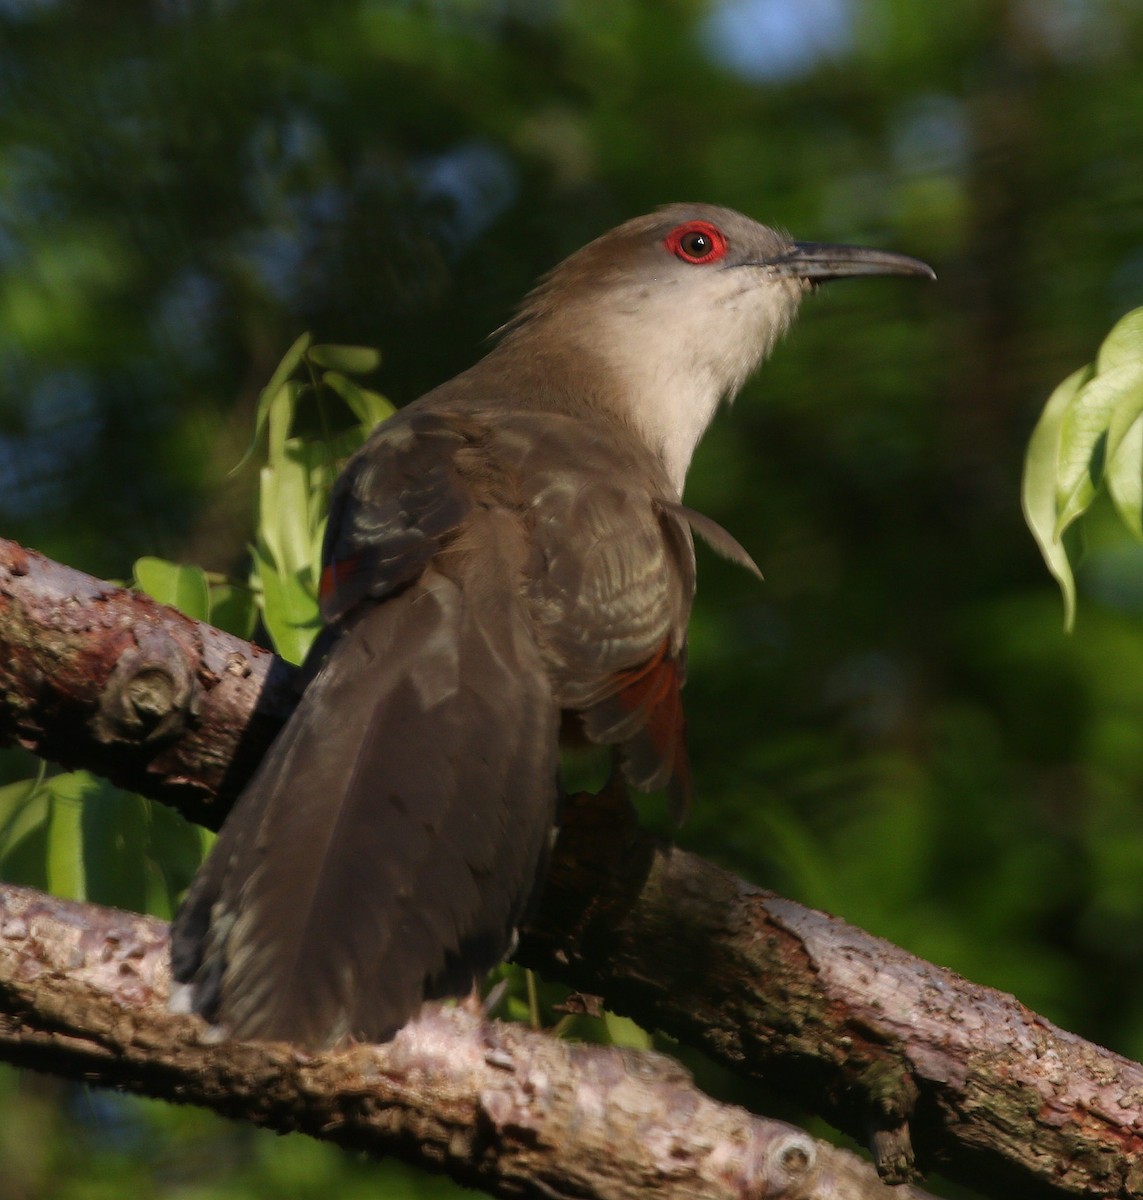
[319, 554, 363, 611]
[613, 638, 689, 807]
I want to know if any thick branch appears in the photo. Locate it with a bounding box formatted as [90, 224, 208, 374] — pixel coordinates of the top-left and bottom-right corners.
[0, 537, 295, 830]
[2, 536, 1142, 1198]
[0, 884, 930, 1200]
[524, 788, 1143, 1199]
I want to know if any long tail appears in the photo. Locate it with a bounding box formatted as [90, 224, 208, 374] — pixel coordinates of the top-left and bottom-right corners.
[170, 546, 559, 1047]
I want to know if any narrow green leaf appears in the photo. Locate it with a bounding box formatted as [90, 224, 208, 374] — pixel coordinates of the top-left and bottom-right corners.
[1095, 306, 1143, 373]
[321, 370, 395, 432]
[0, 774, 49, 867]
[258, 446, 323, 579]
[133, 556, 211, 621]
[354, 387, 395, 432]
[1022, 364, 1091, 630]
[232, 331, 312, 474]
[256, 462, 285, 572]
[148, 805, 214, 916]
[45, 775, 87, 901]
[80, 784, 149, 911]
[0, 781, 51, 891]
[263, 331, 314, 407]
[267, 379, 305, 470]
[251, 543, 320, 665]
[308, 343, 382, 374]
[311, 514, 328, 587]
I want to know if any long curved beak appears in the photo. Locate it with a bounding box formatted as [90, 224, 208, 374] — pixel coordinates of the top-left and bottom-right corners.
[762, 242, 936, 282]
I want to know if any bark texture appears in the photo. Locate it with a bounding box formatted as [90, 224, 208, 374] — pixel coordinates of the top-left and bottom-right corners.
[2, 535, 1143, 1198]
[523, 787, 1143, 1198]
[0, 884, 933, 1200]
[0, 537, 296, 829]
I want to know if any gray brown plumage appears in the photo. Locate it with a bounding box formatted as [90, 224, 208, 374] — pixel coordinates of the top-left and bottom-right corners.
[170, 204, 932, 1047]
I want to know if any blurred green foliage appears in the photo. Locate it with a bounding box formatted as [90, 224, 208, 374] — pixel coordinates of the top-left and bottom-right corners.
[3, 1, 1143, 1196]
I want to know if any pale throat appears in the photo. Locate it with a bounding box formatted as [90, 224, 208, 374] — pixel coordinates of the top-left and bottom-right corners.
[580, 282, 793, 496]
[614, 348, 726, 497]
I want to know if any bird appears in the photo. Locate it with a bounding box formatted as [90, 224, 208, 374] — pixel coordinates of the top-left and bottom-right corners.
[169, 203, 933, 1048]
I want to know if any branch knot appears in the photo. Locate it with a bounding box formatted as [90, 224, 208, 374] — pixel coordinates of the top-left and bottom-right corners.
[92, 630, 198, 745]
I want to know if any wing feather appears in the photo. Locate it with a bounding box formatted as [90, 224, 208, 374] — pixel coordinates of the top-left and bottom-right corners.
[171, 461, 559, 1046]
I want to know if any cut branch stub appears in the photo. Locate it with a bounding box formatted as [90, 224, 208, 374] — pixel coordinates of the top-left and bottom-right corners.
[0, 537, 299, 829]
[92, 628, 199, 745]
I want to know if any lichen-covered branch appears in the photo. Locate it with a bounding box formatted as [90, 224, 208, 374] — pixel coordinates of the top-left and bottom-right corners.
[3, 535, 1142, 1198]
[0, 884, 931, 1200]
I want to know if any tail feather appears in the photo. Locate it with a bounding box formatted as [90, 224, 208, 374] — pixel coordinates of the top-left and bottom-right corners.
[170, 524, 559, 1048]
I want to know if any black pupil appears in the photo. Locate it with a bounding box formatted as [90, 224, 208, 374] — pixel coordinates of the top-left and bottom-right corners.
[683, 231, 710, 257]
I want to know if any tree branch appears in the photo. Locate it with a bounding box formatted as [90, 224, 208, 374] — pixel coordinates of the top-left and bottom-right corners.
[2, 535, 1142, 1199]
[0, 536, 295, 830]
[0, 883, 933, 1200]
[525, 787, 1143, 1199]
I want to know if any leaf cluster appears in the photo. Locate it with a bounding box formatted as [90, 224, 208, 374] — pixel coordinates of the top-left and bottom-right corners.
[1023, 309, 1143, 629]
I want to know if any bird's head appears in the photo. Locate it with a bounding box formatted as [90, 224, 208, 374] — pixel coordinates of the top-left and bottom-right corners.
[500, 204, 934, 494]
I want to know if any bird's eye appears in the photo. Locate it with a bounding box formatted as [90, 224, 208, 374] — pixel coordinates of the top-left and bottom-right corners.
[665, 220, 728, 265]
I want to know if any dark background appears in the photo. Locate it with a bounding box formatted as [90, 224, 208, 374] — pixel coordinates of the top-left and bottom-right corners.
[2, 2, 1143, 1196]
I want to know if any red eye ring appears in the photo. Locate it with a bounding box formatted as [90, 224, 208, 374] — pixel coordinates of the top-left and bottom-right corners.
[664, 220, 728, 265]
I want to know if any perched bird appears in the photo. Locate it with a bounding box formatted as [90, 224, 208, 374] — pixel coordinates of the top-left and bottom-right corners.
[170, 203, 933, 1047]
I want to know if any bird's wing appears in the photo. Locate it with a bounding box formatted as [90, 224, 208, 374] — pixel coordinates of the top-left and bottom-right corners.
[484, 411, 697, 808]
[171, 411, 559, 1047]
[317, 409, 476, 623]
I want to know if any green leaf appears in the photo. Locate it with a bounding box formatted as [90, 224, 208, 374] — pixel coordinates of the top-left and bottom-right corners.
[308, 342, 382, 374]
[321, 370, 394, 431]
[267, 378, 306, 470]
[233, 331, 312, 473]
[1095, 306, 1143, 373]
[1022, 364, 1092, 630]
[1103, 364, 1143, 462]
[321, 425, 377, 466]
[76, 781, 148, 910]
[148, 807, 214, 917]
[602, 1011, 653, 1050]
[256, 437, 331, 582]
[1107, 415, 1143, 541]
[0, 791, 51, 890]
[0, 774, 50, 888]
[251, 542, 321, 665]
[1092, 310, 1143, 541]
[259, 454, 312, 575]
[133, 556, 211, 621]
[44, 774, 88, 901]
[0, 775, 44, 833]
[1053, 363, 1143, 539]
[1024, 308, 1143, 628]
[265, 331, 314, 393]
[208, 579, 259, 640]
[0, 769, 210, 915]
